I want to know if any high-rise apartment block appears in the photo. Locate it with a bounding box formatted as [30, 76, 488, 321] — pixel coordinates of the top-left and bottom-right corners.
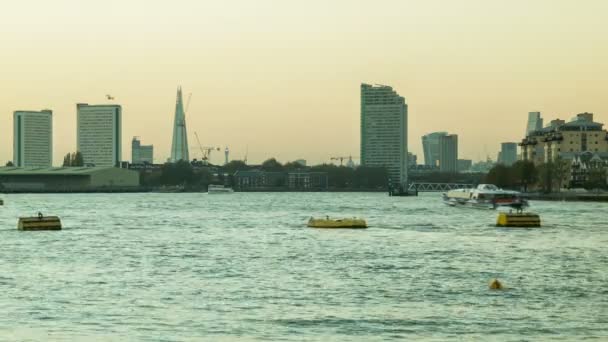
[360, 83, 408, 185]
[439, 134, 458, 172]
[131, 137, 153, 164]
[13, 110, 53, 167]
[77, 103, 122, 167]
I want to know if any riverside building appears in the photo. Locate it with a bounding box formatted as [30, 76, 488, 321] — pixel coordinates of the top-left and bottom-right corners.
[77, 104, 122, 167]
[520, 113, 608, 164]
[13, 110, 53, 167]
[131, 137, 153, 164]
[360, 83, 408, 186]
[439, 134, 458, 172]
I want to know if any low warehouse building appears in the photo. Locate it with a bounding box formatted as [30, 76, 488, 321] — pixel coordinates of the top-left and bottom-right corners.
[0, 167, 140, 192]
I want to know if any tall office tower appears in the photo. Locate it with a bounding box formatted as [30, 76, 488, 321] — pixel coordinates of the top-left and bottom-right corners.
[132, 137, 154, 164]
[422, 132, 448, 166]
[13, 110, 53, 167]
[500, 142, 518, 166]
[360, 83, 408, 185]
[439, 134, 458, 172]
[77, 103, 122, 167]
[170, 87, 189, 162]
[526, 112, 543, 135]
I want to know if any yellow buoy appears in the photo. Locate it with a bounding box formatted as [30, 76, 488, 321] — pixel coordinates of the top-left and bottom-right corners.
[307, 217, 367, 229]
[489, 278, 504, 290]
[496, 212, 541, 228]
[18, 214, 62, 231]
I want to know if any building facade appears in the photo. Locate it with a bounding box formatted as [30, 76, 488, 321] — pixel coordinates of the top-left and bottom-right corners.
[0, 166, 139, 192]
[439, 134, 458, 172]
[77, 104, 121, 167]
[457, 159, 472, 172]
[131, 137, 154, 164]
[360, 83, 408, 185]
[526, 112, 543, 136]
[13, 110, 53, 167]
[499, 142, 518, 166]
[170, 87, 189, 162]
[422, 132, 448, 166]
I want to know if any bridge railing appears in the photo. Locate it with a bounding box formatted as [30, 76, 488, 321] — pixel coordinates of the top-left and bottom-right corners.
[407, 183, 475, 192]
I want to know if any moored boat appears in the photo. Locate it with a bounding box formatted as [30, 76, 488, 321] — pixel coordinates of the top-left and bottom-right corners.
[207, 185, 234, 194]
[443, 184, 528, 210]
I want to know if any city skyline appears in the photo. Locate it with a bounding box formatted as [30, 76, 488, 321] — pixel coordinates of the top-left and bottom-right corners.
[2, 0, 607, 165]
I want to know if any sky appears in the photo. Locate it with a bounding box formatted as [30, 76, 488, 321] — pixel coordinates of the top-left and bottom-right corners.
[1, 0, 607, 166]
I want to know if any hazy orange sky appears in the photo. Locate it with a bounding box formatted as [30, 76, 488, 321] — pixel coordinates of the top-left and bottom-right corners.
[1, 0, 607, 166]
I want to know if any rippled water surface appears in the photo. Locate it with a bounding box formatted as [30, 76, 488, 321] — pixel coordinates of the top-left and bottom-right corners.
[0, 192, 607, 341]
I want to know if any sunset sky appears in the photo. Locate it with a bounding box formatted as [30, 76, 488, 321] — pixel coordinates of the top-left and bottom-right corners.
[1, 0, 607, 166]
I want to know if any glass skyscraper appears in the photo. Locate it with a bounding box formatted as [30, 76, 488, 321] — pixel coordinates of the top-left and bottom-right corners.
[170, 87, 189, 162]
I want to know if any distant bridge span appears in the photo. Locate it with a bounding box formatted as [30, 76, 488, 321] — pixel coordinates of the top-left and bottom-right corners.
[407, 182, 475, 192]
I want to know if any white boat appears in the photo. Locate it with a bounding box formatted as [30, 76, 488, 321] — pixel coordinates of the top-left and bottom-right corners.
[442, 184, 528, 209]
[207, 185, 234, 194]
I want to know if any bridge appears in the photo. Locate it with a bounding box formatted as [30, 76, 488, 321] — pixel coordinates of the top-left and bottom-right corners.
[407, 182, 475, 192]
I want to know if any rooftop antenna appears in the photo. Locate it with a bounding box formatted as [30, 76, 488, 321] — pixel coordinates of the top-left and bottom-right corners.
[244, 146, 249, 165]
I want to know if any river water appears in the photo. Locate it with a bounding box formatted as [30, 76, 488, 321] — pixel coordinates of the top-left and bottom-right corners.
[0, 192, 606, 341]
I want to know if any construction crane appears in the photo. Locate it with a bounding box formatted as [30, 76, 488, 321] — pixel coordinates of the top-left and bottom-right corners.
[331, 156, 353, 166]
[185, 93, 192, 113]
[194, 132, 220, 164]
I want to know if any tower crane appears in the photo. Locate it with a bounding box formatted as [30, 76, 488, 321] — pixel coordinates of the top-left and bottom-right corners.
[330, 156, 355, 167]
[185, 93, 192, 113]
[194, 132, 220, 164]
[330, 155, 355, 166]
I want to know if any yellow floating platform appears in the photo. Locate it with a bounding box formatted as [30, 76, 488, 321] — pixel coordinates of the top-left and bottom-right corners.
[496, 212, 541, 228]
[489, 278, 504, 290]
[18, 216, 62, 231]
[308, 218, 367, 229]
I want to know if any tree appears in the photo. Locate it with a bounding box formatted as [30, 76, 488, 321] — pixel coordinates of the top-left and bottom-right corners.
[261, 158, 284, 172]
[284, 161, 306, 171]
[5, 161, 14, 167]
[72, 152, 84, 167]
[512, 160, 537, 192]
[160, 160, 195, 186]
[585, 168, 607, 191]
[63, 153, 71, 167]
[538, 162, 554, 193]
[63, 152, 84, 167]
[222, 160, 249, 174]
[552, 157, 570, 191]
[310, 164, 354, 188]
[485, 164, 514, 189]
[353, 166, 388, 188]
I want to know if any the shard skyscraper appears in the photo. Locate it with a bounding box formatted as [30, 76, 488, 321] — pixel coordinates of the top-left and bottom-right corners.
[170, 87, 190, 162]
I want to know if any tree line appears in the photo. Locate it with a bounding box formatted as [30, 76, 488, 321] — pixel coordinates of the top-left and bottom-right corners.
[141, 158, 389, 190]
[485, 159, 608, 192]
